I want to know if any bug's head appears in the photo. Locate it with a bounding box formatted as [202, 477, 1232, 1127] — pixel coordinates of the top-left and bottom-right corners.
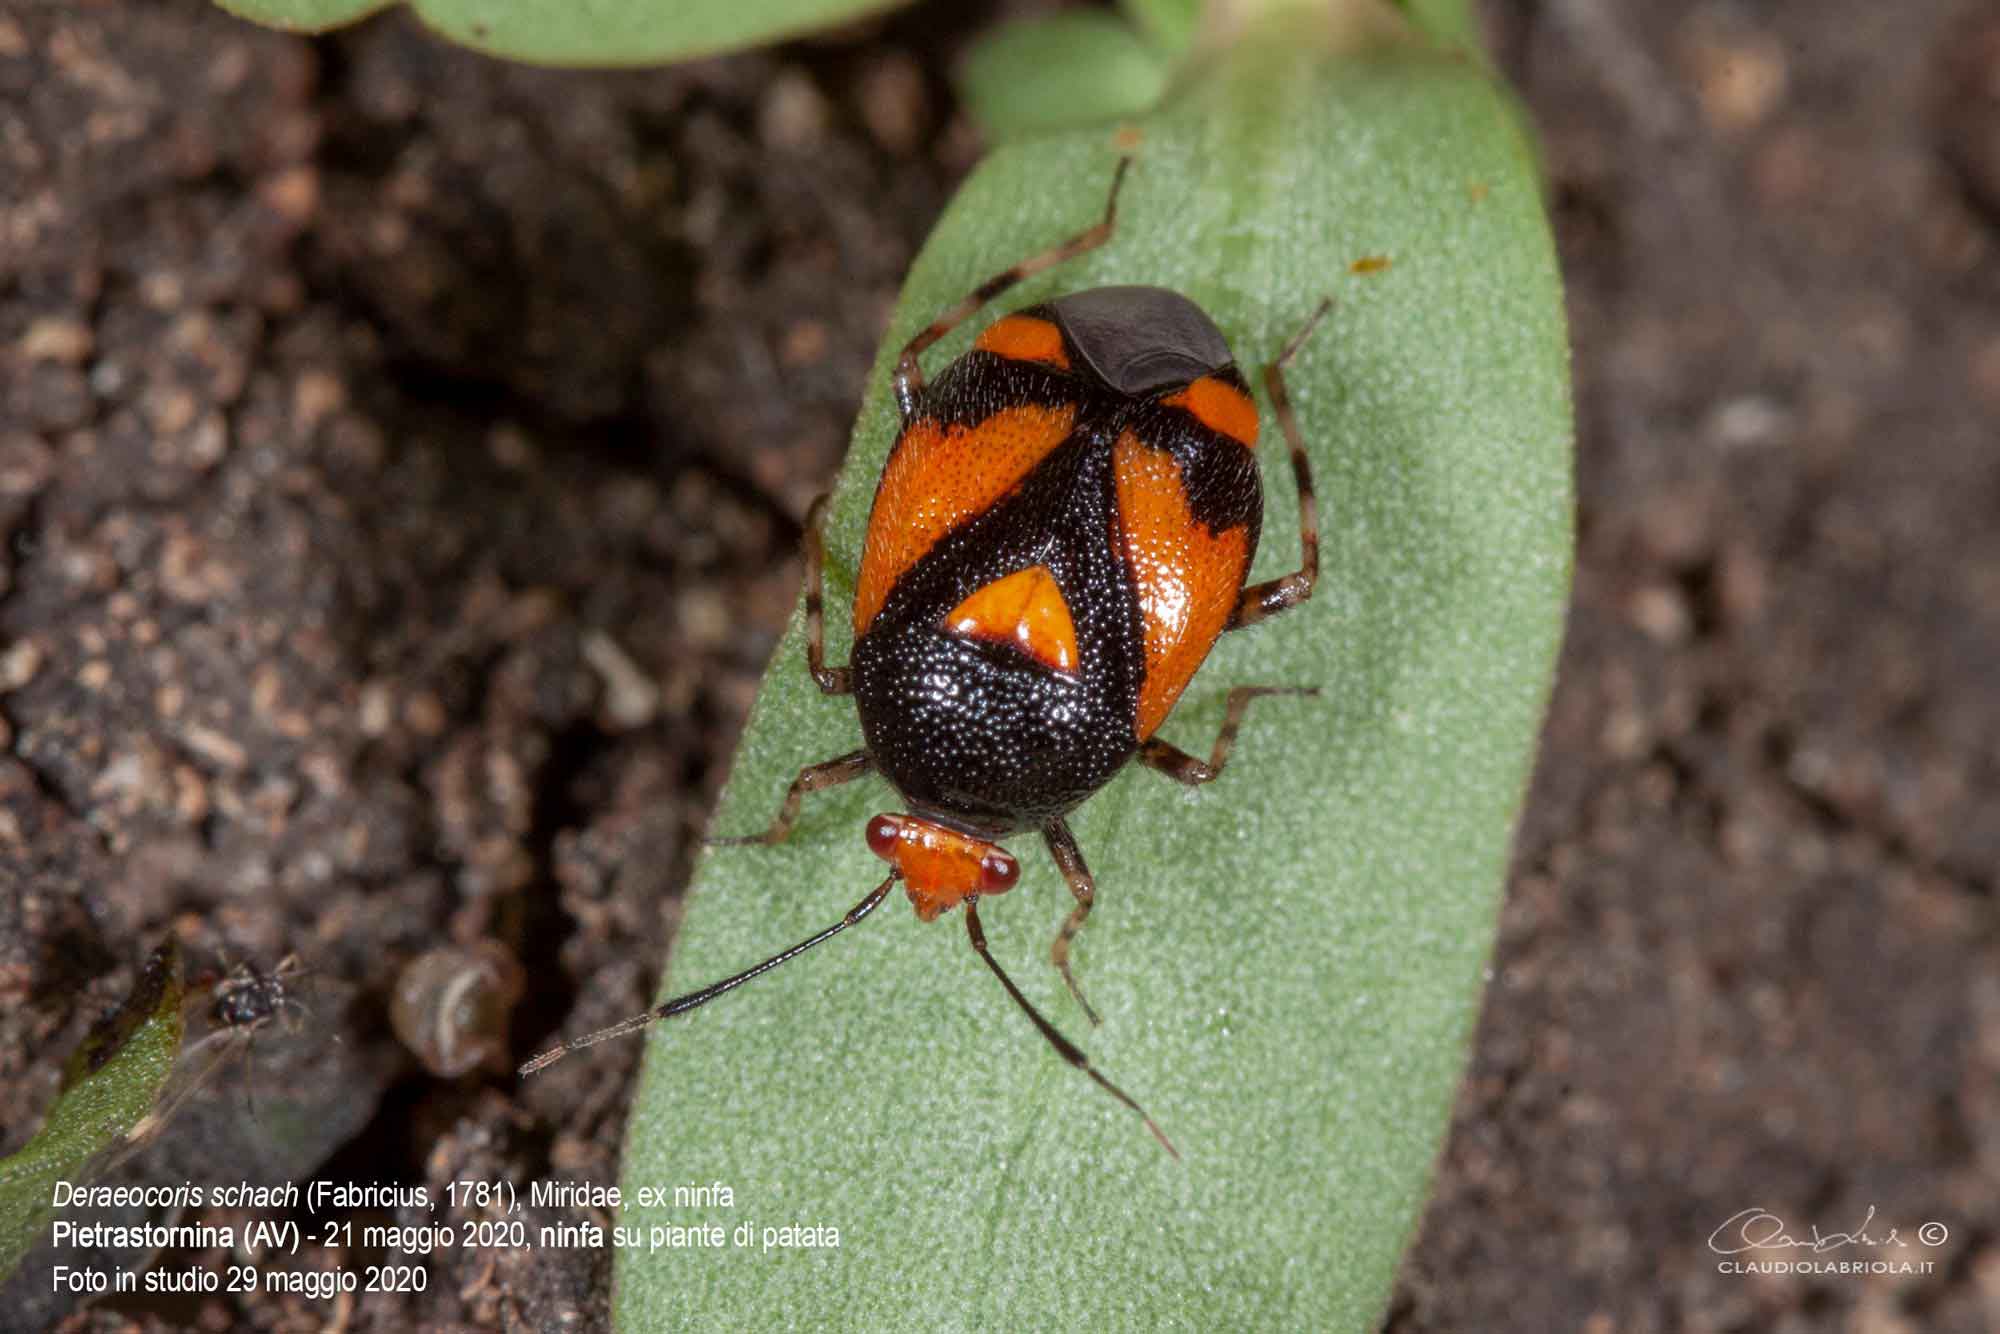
[865, 813, 1018, 922]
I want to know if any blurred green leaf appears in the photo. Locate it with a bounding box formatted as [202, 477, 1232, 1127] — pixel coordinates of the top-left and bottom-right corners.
[0, 944, 185, 1281]
[1391, 0, 1484, 51]
[612, 4, 1569, 1330]
[959, 12, 1172, 140]
[211, 0, 387, 31]
[212, 0, 912, 65]
[1118, 0, 1203, 56]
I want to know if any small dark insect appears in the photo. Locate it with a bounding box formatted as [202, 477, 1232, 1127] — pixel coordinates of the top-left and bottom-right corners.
[204, 953, 307, 1036]
[524, 159, 1328, 1157]
[180, 954, 313, 1123]
[82, 953, 316, 1182]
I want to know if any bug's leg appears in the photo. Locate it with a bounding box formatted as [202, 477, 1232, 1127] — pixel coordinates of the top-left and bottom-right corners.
[1230, 298, 1331, 629]
[963, 898, 1177, 1158]
[800, 494, 852, 695]
[1042, 819, 1102, 1027]
[1138, 686, 1318, 786]
[706, 750, 873, 847]
[893, 157, 1131, 424]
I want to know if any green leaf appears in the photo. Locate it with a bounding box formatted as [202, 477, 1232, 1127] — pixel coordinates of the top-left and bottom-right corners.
[614, 8, 1569, 1331]
[960, 12, 1173, 141]
[212, 0, 913, 65]
[0, 943, 184, 1281]
[210, 0, 388, 34]
[1118, 0, 1202, 56]
[1388, 0, 1484, 52]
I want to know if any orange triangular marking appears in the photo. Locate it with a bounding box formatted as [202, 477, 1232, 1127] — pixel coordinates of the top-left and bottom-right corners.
[944, 565, 1079, 675]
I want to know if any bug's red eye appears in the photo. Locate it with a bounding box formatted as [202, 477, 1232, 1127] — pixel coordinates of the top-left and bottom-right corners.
[865, 815, 901, 861]
[980, 850, 1019, 893]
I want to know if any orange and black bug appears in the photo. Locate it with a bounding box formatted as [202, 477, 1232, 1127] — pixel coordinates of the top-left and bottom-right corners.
[522, 161, 1327, 1156]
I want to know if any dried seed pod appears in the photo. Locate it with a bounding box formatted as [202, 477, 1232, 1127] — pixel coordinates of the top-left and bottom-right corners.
[390, 942, 525, 1078]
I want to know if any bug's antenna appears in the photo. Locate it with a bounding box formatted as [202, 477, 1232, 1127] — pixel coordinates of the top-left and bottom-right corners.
[1274, 295, 1334, 369]
[520, 874, 900, 1076]
[963, 898, 1179, 1159]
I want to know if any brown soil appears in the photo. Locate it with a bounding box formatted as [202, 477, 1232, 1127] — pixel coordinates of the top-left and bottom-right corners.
[1, 2, 1993, 1331]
